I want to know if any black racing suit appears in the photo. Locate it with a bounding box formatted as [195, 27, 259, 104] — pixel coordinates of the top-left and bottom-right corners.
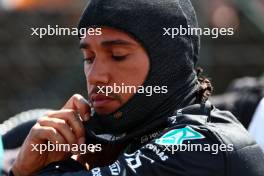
[11, 102, 264, 176]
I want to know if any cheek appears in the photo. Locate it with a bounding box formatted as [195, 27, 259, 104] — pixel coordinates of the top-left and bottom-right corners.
[116, 65, 148, 105]
[113, 65, 147, 87]
[125, 55, 149, 86]
[84, 64, 96, 87]
[113, 54, 149, 87]
[112, 55, 149, 100]
[84, 65, 92, 90]
[83, 64, 91, 77]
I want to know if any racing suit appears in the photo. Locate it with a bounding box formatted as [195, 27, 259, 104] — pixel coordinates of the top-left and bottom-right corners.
[11, 102, 264, 176]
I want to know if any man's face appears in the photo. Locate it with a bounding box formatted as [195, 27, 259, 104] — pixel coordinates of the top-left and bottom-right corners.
[80, 27, 150, 115]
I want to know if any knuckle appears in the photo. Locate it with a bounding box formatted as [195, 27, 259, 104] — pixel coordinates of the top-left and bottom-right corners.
[37, 117, 47, 124]
[30, 124, 41, 135]
[54, 131, 62, 141]
[70, 110, 80, 121]
[63, 109, 77, 119]
[55, 120, 67, 129]
[46, 127, 57, 139]
[47, 127, 57, 135]
[69, 109, 77, 116]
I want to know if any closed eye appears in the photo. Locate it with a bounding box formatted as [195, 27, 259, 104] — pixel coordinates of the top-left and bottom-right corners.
[111, 55, 128, 61]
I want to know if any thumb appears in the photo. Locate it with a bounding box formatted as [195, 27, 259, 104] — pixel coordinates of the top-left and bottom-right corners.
[62, 94, 91, 121]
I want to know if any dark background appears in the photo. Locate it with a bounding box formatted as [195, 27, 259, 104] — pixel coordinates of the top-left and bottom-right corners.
[0, 0, 263, 122]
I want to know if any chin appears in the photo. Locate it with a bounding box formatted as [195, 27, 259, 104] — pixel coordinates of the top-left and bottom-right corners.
[93, 101, 122, 116]
[94, 107, 118, 116]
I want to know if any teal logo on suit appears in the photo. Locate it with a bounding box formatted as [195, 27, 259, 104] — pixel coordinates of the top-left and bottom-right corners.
[155, 126, 205, 145]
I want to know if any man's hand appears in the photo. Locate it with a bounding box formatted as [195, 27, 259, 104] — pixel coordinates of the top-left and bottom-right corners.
[12, 94, 91, 176]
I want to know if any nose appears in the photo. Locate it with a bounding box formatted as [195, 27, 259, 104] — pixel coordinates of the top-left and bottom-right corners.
[84, 59, 110, 85]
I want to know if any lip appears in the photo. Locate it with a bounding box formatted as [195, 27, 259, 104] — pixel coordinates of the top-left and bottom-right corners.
[90, 94, 114, 107]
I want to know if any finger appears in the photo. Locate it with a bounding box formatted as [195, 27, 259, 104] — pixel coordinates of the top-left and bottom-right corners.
[31, 123, 66, 145]
[45, 109, 85, 141]
[63, 94, 91, 121]
[37, 117, 77, 145]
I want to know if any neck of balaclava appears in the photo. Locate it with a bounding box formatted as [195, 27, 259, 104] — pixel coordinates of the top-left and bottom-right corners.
[151, 77, 197, 122]
[129, 72, 199, 138]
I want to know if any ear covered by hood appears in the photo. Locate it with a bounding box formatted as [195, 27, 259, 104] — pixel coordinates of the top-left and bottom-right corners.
[78, 0, 200, 137]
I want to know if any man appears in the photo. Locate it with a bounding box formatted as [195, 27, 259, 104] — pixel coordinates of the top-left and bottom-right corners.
[10, 0, 264, 175]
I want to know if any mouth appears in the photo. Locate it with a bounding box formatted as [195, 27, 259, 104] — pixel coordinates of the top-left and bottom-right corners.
[90, 94, 115, 107]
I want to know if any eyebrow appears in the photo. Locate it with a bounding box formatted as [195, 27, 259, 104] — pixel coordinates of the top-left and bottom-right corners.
[79, 39, 135, 49]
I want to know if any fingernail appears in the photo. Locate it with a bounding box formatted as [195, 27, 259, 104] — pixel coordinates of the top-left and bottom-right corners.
[45, 110, 54, 116]
[81, 97, 89, 105]
[84, 113, 90, 121]
[85, 163, 89, 170]
[78, 137, 85, 145]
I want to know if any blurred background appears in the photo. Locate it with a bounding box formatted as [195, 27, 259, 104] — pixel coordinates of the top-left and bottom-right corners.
[0, 0, 263, 123]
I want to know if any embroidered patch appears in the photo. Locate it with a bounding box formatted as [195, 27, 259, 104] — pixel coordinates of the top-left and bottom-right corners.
[155, 126, 205, 145]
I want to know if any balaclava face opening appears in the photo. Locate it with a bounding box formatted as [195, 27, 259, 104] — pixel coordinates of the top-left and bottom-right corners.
[78, 0, 200, 139]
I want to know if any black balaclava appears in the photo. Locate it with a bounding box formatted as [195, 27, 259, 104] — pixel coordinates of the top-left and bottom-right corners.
[78, 0, 200, 141]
